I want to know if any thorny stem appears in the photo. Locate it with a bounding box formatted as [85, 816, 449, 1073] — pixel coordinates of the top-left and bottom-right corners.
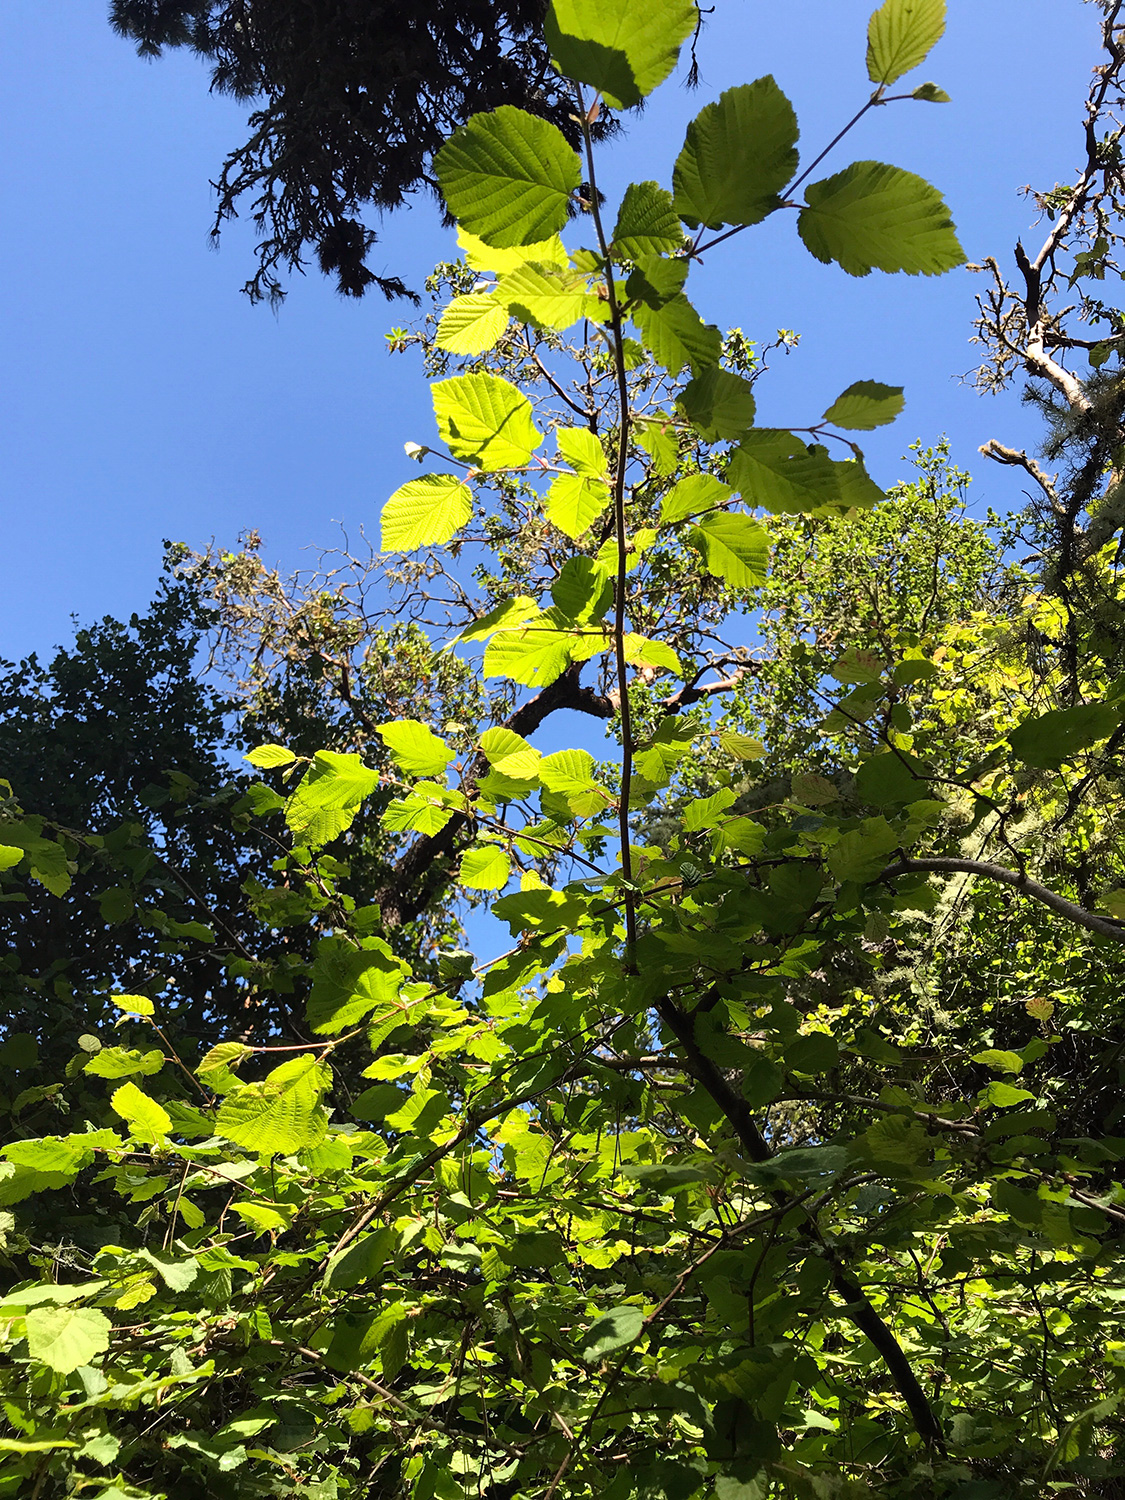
[579, 89, 638, 966]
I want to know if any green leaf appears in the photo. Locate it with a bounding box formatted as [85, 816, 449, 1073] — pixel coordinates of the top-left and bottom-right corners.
[459, 845, 512, 890]
[376, 720, 454, 779]
[631, 293, 722, 375]
[727, 432, 840, 514]
[458, 227, 568, 273]
[982, 1081, 1036, 1109]
[544, 0, 697, 109]
[854, 750, 931, 806]
[110, 1082, 172, 1141]
[544, 473, 610, 538]
[785, 1032, 839, 1074]
[673, 79, 799, 230]
[539, 749, 597, 793]
[719, 731, 766, 761]
[497, 262, 606, 330]
[140, 1249, 200, 1292]
[827, 817, 900, 883]
[552, 557, 612, 620]
[912, 80, 950, 102]
[660, 473, 733, 524]
[799, 160, 965, 277]
[0, 845, 21, 871]
[688, 513, 770, 587]
[1008, 702, 1122, 769]
[245, 743, 296, 769]
[25, 1306, 111, 1374]
[611, 181, 685, 259]
[483, 611, 580, 687]
[678, 368, 756, 440]
[435, 106, 581, 249]
[480, 727, 542, 779]
[432, 373, 542, 470]
[832, 457, 886, 509]
[973, 1049, 1024, 1075]
[112, 993, 154, 1018]
[436, 294, 510, 354]
[381, 474, 473, 552]
[867, 0, 946, 86]
[286, 751, 380, 847]
[583, 1303, 644, 1360]
[84, 1048, 164, 1080]
[556, 426, 607, 476]
[217, 1054, 331, 1155]
[623, 634, 682, 675]
[822, 380, 905, 430]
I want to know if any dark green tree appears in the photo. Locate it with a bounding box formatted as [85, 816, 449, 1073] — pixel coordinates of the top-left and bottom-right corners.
[109, 0, 619, 302]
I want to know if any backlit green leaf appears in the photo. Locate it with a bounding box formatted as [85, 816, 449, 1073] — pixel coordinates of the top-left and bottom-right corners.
[217, 1054, 331, 1155]
[286, 751, 380, 847]
[660, 473, 734, 524]
[611, 181, 685, 259]
[245, 744, 296, 769]
[110, 1082, 171, 1141]
[480, 727, 541, 780]
[25, 1306, 111, 1374]
[678, 368, 757, 440]
[556, 426, 607, 476]
[822, 380, 904, 430]
[673, 79, 799, 230]
[799, 160, 965, 277]
[545, 0, 697, 109]
[381, 474, 473, 552]
[497, 262, 606, 330]
[727, 432, 840, 514]
[688, 513, 770, 587]
[376, 720, 454, 779]
[544, 473, 610, 538]
[458, 227, 568, 273]
[432, 373, 542, 470]
[867, 0, 946, 86]
[1008, 702, 1122, 768]
[436, 107, 580, 248]
[436, 294, 510, 354]
[459, 844, 512, 890]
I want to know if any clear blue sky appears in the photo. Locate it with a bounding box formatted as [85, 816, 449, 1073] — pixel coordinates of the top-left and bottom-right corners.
[0, 1, 1101, 663]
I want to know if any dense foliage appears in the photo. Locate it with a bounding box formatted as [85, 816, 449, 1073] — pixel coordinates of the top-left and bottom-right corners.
[5, 2, 1125, 1497]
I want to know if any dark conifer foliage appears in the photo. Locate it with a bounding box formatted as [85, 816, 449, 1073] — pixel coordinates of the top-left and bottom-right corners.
[108, 0, 613, 302]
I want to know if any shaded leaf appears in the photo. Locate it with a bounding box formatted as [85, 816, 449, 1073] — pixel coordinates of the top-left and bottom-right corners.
[799, 160, 965, 277]
[435, 107, 580, 249]
[673, 79, 799, 230]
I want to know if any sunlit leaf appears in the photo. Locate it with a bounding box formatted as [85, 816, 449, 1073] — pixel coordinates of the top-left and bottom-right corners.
[673, 79, 799, 230]
[432, 373, 542, 470]
[381, 474, 473, 552]
[799, 160, 965, 277]
[867, 0, 946, 85]
[545, 0, 697, 108]
[435, 107, 580, 248]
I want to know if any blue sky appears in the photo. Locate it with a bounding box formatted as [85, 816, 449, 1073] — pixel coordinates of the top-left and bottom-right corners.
[0, 1, 1101, 664]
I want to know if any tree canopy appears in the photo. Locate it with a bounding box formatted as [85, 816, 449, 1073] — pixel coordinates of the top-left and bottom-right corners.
[108, 0, 617, 302]
[5, 2, 1125, 1498]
